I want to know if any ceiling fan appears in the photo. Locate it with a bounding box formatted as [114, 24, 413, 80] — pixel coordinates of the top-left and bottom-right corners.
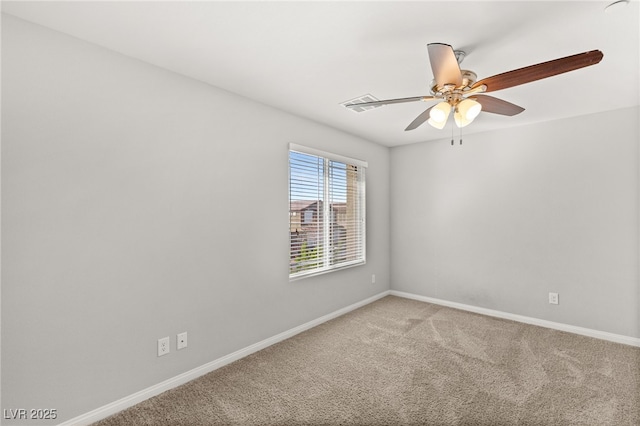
[346, 43, 603, 131]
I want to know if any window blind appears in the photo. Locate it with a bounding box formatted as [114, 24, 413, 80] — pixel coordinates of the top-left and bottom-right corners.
[289, 144, 366, 279]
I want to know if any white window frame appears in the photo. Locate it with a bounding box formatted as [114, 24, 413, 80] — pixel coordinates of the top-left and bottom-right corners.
[289, 143, 367, 280]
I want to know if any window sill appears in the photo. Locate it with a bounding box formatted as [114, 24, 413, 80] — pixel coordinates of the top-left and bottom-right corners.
[289, 260, 366, 282]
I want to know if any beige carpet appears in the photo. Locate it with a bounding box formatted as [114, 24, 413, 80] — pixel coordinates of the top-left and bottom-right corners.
[94, 296, 640, 425]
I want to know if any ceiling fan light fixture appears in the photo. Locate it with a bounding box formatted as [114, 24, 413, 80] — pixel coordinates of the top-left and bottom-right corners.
[428, 102, 451, 129]
[453, 111, 467, 128]
[428, 117, 447, 130]
[454, 98, 482, 127]
[459, 98, 482, 119]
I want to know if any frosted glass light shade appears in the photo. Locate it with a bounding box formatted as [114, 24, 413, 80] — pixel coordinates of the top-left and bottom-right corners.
[454, 98, 482, 128]
[427, 102, 451, 129]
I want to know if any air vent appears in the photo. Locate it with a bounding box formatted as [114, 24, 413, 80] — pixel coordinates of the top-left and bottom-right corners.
[341, 94, 383, 113]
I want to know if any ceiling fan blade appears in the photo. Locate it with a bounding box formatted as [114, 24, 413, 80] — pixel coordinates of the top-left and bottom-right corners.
[428, 43, 463, 87]
[472, 95, 524, 116]
[405, 106, 435, 131]
[345, 95, 435, 109]
[471, 50, 603, 93]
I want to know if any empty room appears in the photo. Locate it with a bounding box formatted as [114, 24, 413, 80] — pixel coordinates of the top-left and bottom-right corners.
[1, 1, 639, 425]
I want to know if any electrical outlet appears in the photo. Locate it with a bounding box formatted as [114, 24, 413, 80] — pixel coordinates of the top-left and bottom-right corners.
[158, 337, 170, 356]
[177, 332, 188, 350]
[371, 274, 376, 284]
[548, 292, 559, 305]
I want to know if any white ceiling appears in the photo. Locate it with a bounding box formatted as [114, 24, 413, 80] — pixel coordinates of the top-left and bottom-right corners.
[3, 1, 639, 147]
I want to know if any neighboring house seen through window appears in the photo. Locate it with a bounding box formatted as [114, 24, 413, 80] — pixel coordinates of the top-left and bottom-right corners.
[289, 144, 366, 279]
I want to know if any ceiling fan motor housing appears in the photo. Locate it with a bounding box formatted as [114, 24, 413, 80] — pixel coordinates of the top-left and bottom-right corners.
[430, 70, 478, 105]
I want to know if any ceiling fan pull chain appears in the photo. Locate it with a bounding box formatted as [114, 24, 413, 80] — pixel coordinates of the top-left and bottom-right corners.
[451, 121, 454, 146]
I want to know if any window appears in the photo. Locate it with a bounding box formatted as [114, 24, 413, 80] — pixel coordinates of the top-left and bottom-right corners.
[303, 209, 314, 224]
[289, 144, 366, 279]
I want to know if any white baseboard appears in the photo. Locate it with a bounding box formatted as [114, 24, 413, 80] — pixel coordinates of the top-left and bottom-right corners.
[58, 290, 391, 426]
[390, 290, 640, 348]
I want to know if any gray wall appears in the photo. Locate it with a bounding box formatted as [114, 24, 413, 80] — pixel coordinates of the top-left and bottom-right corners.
[391, 106, 639, 339]
[1, 15, 390, 424]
